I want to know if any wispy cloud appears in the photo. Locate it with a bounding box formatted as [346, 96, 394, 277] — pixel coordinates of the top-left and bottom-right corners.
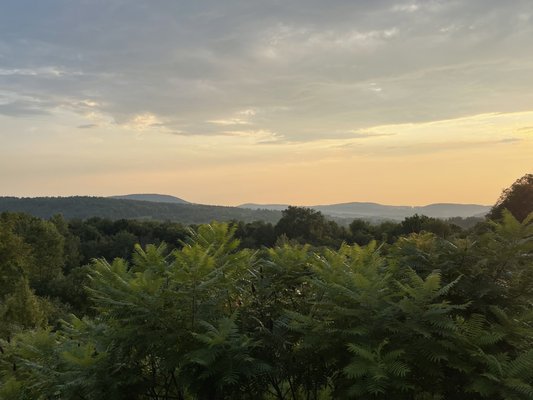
[381, 138, 523, 155]
[391, 4, 420, 13]
[77, 123, 98, 129]
[0, 66, 81, 77]
[208, 119, 251, 126]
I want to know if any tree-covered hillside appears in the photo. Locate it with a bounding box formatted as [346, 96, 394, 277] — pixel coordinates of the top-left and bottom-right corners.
[0, 196, 282, 224]
[109, 194, 190, 204]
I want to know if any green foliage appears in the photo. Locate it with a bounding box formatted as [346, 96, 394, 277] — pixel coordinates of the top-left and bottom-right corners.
[0, 212, 65, 292]
[275, 206, 346, 247]
[234, 220, 277, 249]
[1, 211, 533, 399]
[348, 219, 376, 245]
[0, 222, 52, 339]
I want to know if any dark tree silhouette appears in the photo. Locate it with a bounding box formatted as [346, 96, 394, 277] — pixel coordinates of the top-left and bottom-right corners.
[275, 206, 345, 246]
[487, 174, 533, 222]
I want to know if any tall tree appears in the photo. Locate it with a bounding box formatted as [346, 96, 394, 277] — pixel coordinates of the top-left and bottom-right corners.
[0, 212, 65, 293]
[0, 225, 49, 339]
[275, 206, 344, 246]
[488, 173, 533, 222]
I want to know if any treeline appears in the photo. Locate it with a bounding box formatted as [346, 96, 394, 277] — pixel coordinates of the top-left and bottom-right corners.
[235, 207, 476, 248]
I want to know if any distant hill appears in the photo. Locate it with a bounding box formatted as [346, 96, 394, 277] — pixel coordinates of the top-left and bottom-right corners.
[109, 194, 190, 204]
[239, 202, 491, 220]
[0, 196, 490, 225]
[0, 197, 281, 224]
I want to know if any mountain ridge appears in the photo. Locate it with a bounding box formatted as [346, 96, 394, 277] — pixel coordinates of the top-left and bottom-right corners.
[0, 195, 490, 223]
[0, 196, 281, 224]
[239, 201, 491, 220]
[109, 194, 190, 204]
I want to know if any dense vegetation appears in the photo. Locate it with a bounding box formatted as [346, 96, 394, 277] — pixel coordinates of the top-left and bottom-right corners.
[0, 174, 531, 399]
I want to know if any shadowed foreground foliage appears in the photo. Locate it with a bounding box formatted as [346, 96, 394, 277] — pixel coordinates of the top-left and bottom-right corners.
[1, 210, 532, 400]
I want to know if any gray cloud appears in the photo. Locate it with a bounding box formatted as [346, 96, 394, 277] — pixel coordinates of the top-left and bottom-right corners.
[2, 0, 533, 140]
[77, 123, 98, 129]
[498, 137, 523, 143]
[0, 101, 50, 116]
[0, 90, 56, 116]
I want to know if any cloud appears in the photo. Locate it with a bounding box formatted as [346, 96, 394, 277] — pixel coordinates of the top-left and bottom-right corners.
[310, 131, 397, 147]
[350, 131, 396, 139]
[0, 91, 55, 116]
[515, 126, 533, 133]
[368, 138, 523, 157]
[207, 108, 257, 126]
[77, 123, 98, 129]
[123, 113, 164, 131]
[0, 66, 82, 78]
[207, 119, 251, 126]
[1, 0, 533, 143]
[0, 101, 50, 116]
[391, 4, 420, 13]
[498, 137, 522, 143]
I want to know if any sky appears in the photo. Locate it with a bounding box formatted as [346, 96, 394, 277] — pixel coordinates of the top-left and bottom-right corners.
[1, 0, 532, 206]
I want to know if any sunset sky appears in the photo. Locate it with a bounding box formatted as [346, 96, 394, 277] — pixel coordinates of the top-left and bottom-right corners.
[1, 0, 532, 206]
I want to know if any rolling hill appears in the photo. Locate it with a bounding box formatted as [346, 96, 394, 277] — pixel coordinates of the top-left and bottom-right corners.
[0, 195, 490, 224]
[239, 202, 490, 220]
[109, 194, 190, 204]
[0, 197, 281, 224]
